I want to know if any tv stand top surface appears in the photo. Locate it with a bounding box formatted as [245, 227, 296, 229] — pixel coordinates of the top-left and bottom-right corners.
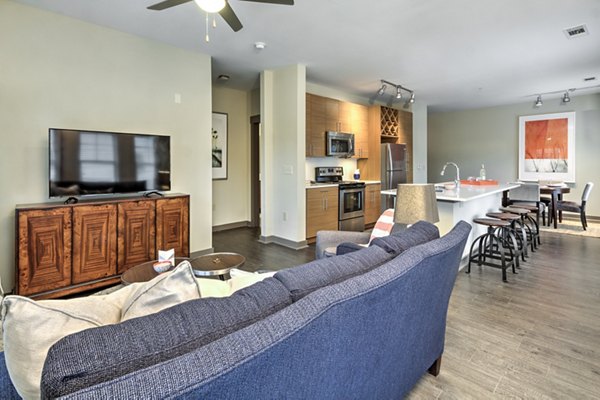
[16, 193, 189, 210]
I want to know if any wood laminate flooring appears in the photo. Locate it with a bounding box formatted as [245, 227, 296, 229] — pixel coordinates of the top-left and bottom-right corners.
[215, 227, 600, 399]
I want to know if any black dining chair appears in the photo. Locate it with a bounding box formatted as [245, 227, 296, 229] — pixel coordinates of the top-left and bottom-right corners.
[549, 182, 594, 230]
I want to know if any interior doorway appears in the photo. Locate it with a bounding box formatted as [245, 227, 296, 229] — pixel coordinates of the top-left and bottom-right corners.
[250, 115, 260, 229]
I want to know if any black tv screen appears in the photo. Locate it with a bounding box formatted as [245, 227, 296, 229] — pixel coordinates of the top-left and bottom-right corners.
[49, 128, 171, 198]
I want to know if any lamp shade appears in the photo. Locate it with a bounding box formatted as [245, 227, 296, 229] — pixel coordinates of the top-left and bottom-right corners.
[394, 184, 439, 225]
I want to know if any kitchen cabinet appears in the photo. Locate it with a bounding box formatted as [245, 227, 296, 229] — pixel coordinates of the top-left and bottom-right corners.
[306, 94, 370, 158]
[306, 187, 339, 240]
[340, 102, 369, 159]
[15, 194, 190, 299]
[358, 106, 413, 182]
[306, 94, 338, 157]
[364, 183, 382, 226]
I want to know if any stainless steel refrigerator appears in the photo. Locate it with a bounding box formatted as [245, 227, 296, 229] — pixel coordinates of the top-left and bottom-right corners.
[381, 143, 407, 210]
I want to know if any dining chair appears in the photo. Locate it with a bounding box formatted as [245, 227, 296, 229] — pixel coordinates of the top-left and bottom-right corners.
[550, 182, 594, 230]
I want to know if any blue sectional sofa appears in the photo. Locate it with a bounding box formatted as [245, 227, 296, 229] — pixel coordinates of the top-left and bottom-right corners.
[0, 220, 470, 399]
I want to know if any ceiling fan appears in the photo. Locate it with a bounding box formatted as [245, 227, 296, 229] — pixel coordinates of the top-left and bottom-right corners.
[147, 0, 294, 32]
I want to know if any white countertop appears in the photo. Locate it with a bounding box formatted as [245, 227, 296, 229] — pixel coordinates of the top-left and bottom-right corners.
[381, 183, 520, 203]
[306, 180, 380, 189]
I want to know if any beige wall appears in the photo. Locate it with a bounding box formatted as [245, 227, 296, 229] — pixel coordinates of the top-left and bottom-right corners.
[428, 93, 600, 216]
[212, 87, 251, 227]
[0, 2, 213, 292]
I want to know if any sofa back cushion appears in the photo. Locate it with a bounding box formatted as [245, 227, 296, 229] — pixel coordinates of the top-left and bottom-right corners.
[275, 245, 393, 302]
[40, 277, 292, 399]
[371, 220, 440, 256]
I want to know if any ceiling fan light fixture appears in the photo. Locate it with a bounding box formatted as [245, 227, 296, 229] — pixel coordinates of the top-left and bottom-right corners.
[194, 0, 226, 13]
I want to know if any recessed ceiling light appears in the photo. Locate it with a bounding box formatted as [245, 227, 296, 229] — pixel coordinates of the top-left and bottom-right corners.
[254, 42, 266, 50]
[217, 74, 230, 82]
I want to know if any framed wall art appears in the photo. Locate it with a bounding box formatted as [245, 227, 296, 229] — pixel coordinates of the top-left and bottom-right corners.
[212, 112, 228, 180]
[518, 112, 576, 182]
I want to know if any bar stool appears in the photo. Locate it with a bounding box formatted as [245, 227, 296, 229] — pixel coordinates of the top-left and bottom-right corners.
[486, 212, 526, 267]
[467, 218, 517, 282]
[506, 203, 541, 245]
[500, 206, 539, 251]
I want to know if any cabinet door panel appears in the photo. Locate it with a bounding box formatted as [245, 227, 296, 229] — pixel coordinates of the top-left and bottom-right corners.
[156, 197, 189, 258]
[306, 188, 338, 239]
[72, 204, 117, 284]
[118, 200, 156, 273]
[365, 184, 382, 225]
[17, 208, 72, 296]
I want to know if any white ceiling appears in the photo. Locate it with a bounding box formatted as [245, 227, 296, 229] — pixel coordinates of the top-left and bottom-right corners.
[14, 0, 600, 111]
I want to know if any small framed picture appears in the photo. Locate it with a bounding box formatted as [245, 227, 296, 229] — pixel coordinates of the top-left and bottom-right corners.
[212, 112, 228, 180]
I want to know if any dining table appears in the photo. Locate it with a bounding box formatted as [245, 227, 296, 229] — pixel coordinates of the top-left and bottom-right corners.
[540, 185, 571, 229]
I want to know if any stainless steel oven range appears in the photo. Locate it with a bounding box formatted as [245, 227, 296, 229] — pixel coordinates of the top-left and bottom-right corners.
[314, 167, 365, 232]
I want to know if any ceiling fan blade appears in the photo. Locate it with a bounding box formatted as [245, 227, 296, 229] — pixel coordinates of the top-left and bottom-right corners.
[147, 0, 194, 11]
[239, 0, 294, 4]
[219, 2, 243, 32]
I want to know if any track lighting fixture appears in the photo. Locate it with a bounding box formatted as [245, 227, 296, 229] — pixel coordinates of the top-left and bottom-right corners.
[374, 80, 415, 106]
[531, 84, 600, 107]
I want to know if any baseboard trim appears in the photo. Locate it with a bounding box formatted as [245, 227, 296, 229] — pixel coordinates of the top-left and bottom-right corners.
[212, 221, 251, 232]
[190, 247, 215, 258]
[259, 235, 308, 250]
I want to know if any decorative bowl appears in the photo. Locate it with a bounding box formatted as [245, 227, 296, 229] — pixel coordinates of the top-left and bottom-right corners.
[443, 182, 457, 190]
[153, 261, 172, 273]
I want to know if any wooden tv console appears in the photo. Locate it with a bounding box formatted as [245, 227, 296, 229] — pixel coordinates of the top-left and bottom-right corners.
[15, 193, 189, 299]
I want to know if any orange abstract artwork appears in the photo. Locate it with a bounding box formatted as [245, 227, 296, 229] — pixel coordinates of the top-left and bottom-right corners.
[524, 118, 568, 160]
[519, 112, 574, 181]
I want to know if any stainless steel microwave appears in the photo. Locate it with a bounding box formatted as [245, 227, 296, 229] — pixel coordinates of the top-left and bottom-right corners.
[326, 131, 354, 157]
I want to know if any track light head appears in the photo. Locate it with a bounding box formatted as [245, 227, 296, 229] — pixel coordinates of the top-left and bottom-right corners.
[396, 86, 402, 99]
[409, 92, 415, 104]
[534, 95, 543, 108]
[562, 92, 571, 103]
[377, 84, 387, 96]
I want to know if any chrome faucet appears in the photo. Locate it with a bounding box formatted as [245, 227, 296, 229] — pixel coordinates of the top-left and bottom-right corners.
[440, 162, 460, 187]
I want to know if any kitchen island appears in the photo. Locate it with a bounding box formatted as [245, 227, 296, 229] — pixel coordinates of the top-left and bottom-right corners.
[382, 182, 520, 258]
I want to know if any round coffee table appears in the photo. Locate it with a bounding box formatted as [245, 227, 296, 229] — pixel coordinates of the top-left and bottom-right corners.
[189, 252, 246, 281]
[121, 257, 190, 285]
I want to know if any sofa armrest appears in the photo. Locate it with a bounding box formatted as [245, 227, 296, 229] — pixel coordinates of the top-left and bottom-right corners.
[315, 230, 371, 259]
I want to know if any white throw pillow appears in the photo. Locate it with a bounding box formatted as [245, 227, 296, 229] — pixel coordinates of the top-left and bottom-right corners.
[120, 260, 202, 321]
[1, 260, 202, 398]
[1, 286, 134, 400]
[194, 270, 276, 299]
[228, 271, 276, 293]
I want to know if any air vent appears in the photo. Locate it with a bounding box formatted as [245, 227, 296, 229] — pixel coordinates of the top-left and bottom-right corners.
[563, 24, 589, 38]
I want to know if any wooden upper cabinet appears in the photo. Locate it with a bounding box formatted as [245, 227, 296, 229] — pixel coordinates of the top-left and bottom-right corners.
[16, 208, 72, 296]
[156, 196, 190, 258]
[72, 204, 117, 284]
[117, 200, 156, 273]
[307, 93, 370, 159]
[340, 102, 369, 158]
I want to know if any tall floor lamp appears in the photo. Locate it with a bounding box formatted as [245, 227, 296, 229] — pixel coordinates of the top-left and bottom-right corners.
[394, 184, 440, 228]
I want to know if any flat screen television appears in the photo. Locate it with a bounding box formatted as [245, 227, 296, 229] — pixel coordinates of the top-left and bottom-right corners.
[49, 128, 171, 198]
